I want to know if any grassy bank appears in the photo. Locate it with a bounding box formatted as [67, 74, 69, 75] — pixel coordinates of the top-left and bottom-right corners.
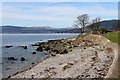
[103, 32, 120, 45]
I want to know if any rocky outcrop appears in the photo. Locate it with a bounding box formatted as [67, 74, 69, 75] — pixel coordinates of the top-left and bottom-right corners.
[33, 36, 84, 56]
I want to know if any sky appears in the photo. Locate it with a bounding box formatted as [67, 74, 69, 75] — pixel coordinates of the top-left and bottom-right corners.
[2, 2, 118, 28]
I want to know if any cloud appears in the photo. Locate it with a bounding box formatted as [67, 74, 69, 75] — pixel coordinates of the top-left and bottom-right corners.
[2, 2, 118, 27]
[3, 4, 117, 17]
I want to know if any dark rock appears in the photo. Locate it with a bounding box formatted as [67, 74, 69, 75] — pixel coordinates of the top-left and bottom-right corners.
[7, 76, 11, 78]
[24, 46, 27, 49]
[69, 46, 73, 48]
[21, 57, 26, 61]
[91, 56, 96, 61]
[19, 46, 27, 49]
[48, 40, 55, 42]
[95, 51, 98, 54]
[36, 46, 43, 52]
[49, 67, 56, 70]
[85, 75, 90, 77]
[32, 52, 37, 54]
[5, 46, 13, 48]
[44, 69, 50, 72]
[62, 63, 73, 70]
[11, 62, 15, 64]
[60, 49, 68, 54]
[7, 57, 17, 61]
[32, 63, 34, 64]
[52, 49, 59, 53]
[31, 75, 34, 78]
[51, 53, 56, 57]
[44, 46, 50, 51]
[64, 49, 68, 54]
[73, 45, 78, 47]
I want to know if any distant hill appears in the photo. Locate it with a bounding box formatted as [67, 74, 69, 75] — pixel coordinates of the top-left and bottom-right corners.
[1, 20, 119, 34]
[64, 20, 119, 33]
[98, 20, 119, 31]
[1, 26, 72, 34]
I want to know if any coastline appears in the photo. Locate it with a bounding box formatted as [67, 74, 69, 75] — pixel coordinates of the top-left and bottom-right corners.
[8, 34, 118, 78]
[2, 34, 79, 78]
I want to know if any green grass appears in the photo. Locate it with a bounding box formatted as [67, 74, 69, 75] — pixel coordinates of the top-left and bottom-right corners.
[103, 32, 120, 45]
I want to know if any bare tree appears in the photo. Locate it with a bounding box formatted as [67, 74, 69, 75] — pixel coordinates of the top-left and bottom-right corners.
[74, 14, 89, 34]
[90, 17, 101, 30]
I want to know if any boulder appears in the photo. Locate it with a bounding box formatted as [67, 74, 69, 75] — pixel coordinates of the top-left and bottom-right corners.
[21, 57, 26, 61]
[7, 57, 17, 61]
[24, 46, 27, 49]
[36, 46, 43, 52]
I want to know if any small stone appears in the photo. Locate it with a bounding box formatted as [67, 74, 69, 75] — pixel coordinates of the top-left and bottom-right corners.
[31, 75, 34, 78]
[95, 51, 98, 54]
[51, 53, 56, 57]
[91, 56, 96, 61]
[32, 52, 37, 54]
[44, 69, 50, 72]
[31, 63, 34, 64]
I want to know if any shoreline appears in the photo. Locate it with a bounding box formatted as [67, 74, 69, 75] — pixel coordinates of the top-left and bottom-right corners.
[9, 34, 118, 76]
[2, 35, 79, 78]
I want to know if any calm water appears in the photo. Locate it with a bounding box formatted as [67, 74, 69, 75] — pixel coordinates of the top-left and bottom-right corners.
[2, 33, 79, 46]
[1, 33, 79, 78]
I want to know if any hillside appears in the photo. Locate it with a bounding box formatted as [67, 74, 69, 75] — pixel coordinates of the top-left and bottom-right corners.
[1, 20, 119, 34]
[1, 26, 71, 34]
[62, 20, 119, 33]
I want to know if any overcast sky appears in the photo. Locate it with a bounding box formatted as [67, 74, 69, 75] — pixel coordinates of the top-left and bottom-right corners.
[2, 2, 118, 28]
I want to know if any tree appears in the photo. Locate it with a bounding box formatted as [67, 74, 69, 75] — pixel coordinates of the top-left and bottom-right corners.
[89, 17, 101, 31]
[74, 14, 89, 34]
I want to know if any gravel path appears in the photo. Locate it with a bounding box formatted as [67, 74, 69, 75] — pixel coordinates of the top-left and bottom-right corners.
[12, 45, 114, 78]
